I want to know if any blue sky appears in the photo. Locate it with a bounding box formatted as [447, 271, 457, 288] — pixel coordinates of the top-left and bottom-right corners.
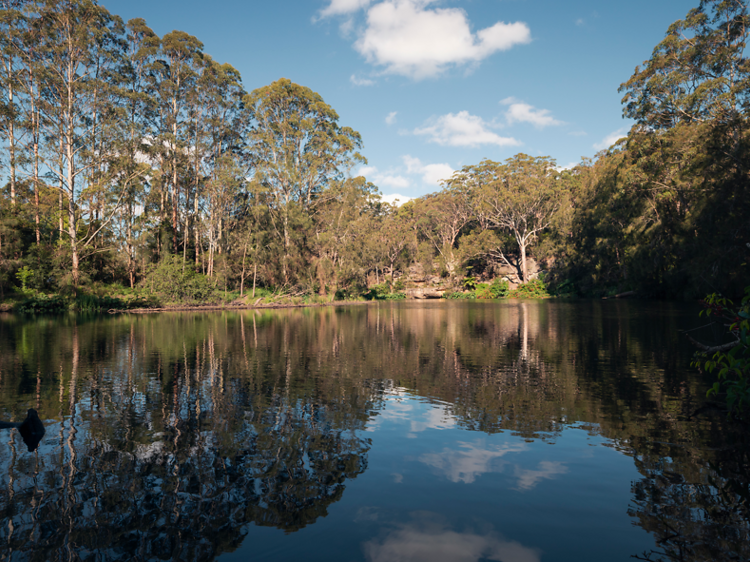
[104, 0, 696, 203]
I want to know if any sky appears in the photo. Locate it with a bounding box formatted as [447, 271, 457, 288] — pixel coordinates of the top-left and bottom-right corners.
[103, 0, 696, 204]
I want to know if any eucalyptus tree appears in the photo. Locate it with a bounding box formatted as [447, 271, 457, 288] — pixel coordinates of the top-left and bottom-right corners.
[615, 0, 750, 296]
[30, 0, 129, 288]
[0, 1, 28, 210]
[412, 183, 474, 285]
[377, 206, 415, 285]
[191, 55, 244, 268]
[243, 78, 365, 285]
[13, 4, 46, 243]
[152, 30, 203, 252]
[312, 176, 379, 296]
[111, 17, 159, 287]
[620, 0, 750, 133]
[463, 155, 565, 283]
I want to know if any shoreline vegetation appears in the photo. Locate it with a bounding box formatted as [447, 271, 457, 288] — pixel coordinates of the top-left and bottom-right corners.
[0, 1, 748, 313]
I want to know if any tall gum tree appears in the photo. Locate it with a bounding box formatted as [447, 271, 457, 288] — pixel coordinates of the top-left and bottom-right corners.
[115, 17, 158, 287]
[618, 0, 750, 294]
[413, 185, 474, 285]
[193, 56, 245, 272]
[31, 0, 128, 288]
[465, 155, 566, 283]
[243, 78, 365, 285]
[153, 30, 203, 253]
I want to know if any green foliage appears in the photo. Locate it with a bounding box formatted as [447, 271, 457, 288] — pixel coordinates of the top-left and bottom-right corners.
[141, 256, 216, 304]
[444, 291, 476, 300]
[489, 279, 509, 298]
[693, 287, 750, 419]
[509, 279, 549, 299]
[550, 278, 576, 297]
[364, 283, 405, 301]
[15, 295, 68, 314]
[463, 276, 478, 290]
[15, 266, 33, 294]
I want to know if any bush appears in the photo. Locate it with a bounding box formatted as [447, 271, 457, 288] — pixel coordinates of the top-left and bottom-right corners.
[15, 295, 67, 314]
[364, 283, 406, 301]
[463, 276, 479, 291]
[509, 278, 549, 299]
[476, 279, 510, 299]
[444, 291, 476, 300]
[141, 255, 216, 304]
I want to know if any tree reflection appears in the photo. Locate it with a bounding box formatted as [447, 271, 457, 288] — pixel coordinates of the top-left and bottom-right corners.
[630, 432, 750, 562]
[0, 301, 743, 561]
[0, 317, 372, 559]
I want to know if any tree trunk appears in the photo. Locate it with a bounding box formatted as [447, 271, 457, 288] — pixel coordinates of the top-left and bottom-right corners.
[240, 242, 247, 297]
[7, 58, 15, 210]
[66, 57, 79, 289]
[519, 239, 528, 283]
[58, 135, 64, 238]
[33, 137, 40, 245]
[127, 204, 134, 288]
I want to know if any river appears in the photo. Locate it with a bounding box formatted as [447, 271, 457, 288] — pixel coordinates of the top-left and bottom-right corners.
[0, 300, 746, 561]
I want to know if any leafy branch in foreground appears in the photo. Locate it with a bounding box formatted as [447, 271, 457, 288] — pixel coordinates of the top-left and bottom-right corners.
[689, 286, 750, 418]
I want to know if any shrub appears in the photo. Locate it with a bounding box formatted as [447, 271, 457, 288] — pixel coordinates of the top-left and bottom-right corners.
[444, 291, 476, 300]
[509, 278, 549, 299]
[15, 295, 68, 314]
[490, 279, 510, 298]
[470, 279, 510, 299]
[141, 255, 216, 304]
[463, 276, 479, 291]
[364, 283, 406, 301]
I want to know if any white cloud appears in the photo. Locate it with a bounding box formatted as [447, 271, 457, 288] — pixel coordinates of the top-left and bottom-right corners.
[381, 193, 414, 206]
[501, 98, 563, 128]
[354, 0, 531, 79]
[350, 74, 375, 86]
[319, 0, 371, 18]
[404, 155, 454, 186]
[575, 18, 585, 26]
[568, 130, 587, 137]
[414, 111, 520, 148]
[593, 128, 628, 150]
[364, 518, 541, 562]
[385, 111, 398, 125]
[359, 165, 411, 189]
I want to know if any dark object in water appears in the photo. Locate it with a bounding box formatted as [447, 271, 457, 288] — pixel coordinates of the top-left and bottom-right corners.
[0, 409, 45, 452]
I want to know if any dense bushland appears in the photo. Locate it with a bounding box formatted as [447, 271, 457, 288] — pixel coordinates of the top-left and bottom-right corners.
[0, 0, 747, 307]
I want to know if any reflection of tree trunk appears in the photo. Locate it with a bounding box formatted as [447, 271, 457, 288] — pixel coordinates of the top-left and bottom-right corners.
[520, 302, 528, 362]
[66, 326, 80, 550]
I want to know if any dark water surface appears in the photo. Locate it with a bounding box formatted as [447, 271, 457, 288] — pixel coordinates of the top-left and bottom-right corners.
[0, 300, 748, 562]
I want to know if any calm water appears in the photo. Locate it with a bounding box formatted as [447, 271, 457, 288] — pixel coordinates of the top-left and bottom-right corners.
[0, 300, 747, 562]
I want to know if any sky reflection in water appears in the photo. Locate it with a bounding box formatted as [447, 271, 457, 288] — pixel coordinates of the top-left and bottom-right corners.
[0, 300, 747, 561]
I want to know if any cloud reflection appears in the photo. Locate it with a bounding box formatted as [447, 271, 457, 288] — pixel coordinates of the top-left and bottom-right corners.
[364, 514, 540, 562]
[514, 461, 568, 491]
[420, 441, 526, 484]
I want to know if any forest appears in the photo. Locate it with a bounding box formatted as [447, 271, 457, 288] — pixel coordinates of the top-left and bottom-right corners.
[0, 0, 748, 309]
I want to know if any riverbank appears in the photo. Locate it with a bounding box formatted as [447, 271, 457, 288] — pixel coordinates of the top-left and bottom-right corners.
[116, 299, 376, 314]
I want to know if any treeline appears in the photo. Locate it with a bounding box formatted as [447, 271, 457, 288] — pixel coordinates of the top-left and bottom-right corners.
[0, 0, 748, 303]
